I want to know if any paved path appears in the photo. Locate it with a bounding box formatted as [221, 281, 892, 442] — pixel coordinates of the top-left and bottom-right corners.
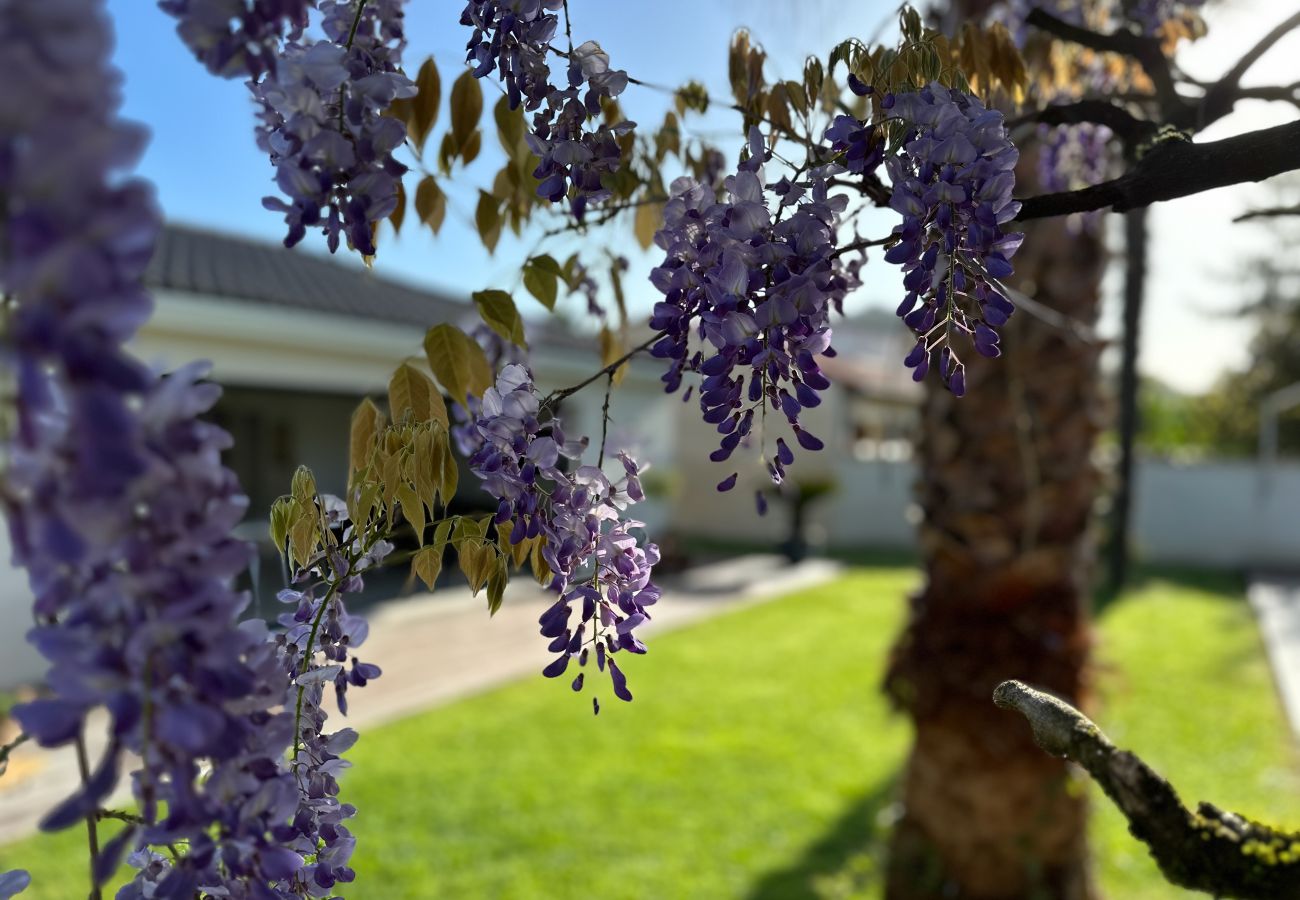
[0, 554, 840, 845]
[1247, 576, 1300, 738]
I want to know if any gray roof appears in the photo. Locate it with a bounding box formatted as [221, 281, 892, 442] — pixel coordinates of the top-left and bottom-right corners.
[146, 224, 465, 327]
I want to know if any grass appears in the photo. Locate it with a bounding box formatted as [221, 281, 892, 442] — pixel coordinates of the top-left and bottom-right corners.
[2, 565, 1295, 898]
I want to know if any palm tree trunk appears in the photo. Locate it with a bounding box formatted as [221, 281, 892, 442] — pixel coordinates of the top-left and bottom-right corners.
[883, 206, 1106, 897]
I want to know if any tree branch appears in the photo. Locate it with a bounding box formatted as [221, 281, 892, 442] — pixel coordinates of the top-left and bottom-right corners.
[1010, 99, 1158, 146]
[1014, 118, 1300, 220]
[542, 330, 665, 409]
[1235, 203, 1300, 223]
[1025, 8, 1182, 114]
[1195, 9, 1300, 127]
[995, 680, 1300, 899]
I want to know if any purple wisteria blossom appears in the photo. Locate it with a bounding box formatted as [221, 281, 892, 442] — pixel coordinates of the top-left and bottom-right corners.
[883, 83, 1023, 396]
[158, 0, 311, 78]
[648, 128, 857, 489]
[163, 0, 416, 255]
[460, 1, 635, 217]
[468, 366, 660, 708]
[3, 3, 379, 895]
[252, 1, 415, 254]
[268, 507, 389, 896]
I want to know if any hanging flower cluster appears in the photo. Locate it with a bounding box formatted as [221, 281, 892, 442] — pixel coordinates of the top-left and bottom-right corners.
[162, 0, 415, 255]
[4, 4, 389, 895]
[468, 366, 660, 710]
[267, 502, 389, 896]
[460, 1, 635, 217]
[882, 83, 1023, 396]
[0, 2, 322, 894]
[648, 128, 856, 495]
[251, 1, 415, 254]
[158, 0, 311, 78]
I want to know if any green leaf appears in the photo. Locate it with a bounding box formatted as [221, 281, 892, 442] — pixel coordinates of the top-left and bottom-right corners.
[460, 128, 483, 165]
[423, 323, 493, 404]
[411, 56, 441, 148]
[414, 175, 447, 235]
[522, 255, 561, 311]
[389, 361, 449, 428]
[450, 70, 483, 150]
[472, 290, 527, 348]
[411, 544, 444, 591]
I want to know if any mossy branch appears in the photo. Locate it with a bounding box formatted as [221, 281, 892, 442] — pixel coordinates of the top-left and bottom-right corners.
[994, 679, 1300, 899]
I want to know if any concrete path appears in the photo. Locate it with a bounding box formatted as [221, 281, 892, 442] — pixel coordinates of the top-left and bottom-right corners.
[1247, 576, 1300, 738]
[0, 554, 840, 845]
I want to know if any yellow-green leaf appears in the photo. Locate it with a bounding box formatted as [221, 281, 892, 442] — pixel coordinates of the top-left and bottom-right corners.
[423, 323, 493, 404]
[414, 175, 447, 235]
[475, 190, 502, 252]
[634, 200, 662, 251]
[411, 56, 442, 148]
[388, 362, 449, 428]
[450, 70, 483, 149]
[473, 290, 527, 348]
[389, 177, 406, 236]
[411, 544, 444, 591]
[486, 555, 508, 616]
[522, 254, 561, 311]
[349, 398, 383, 476]
[397, 482, 426, 544]
[460, 128, 483, 165]
[494, 94, 525, 154]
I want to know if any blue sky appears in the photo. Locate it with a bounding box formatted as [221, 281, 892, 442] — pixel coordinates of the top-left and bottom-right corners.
[107, 0, 1300, 393]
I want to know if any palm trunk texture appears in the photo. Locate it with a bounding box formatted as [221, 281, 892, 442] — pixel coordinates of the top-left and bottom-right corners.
[883, 201, 1106, 898]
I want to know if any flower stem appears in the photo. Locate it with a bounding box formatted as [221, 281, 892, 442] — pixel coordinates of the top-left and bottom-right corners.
[74, 730, 102, 900]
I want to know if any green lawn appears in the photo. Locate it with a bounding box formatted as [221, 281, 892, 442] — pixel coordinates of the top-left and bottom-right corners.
[3, 566, 1296, 898]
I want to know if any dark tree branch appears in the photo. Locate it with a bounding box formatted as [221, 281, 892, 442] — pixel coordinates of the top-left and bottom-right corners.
[1235, 203, 1300, 223]
[1195, 9, 1300, 127]
[1014, 118, 1300, 220]
[1233, 83, 1300, 108]
[994, 680, 1300, 900]
[1010, 99, 1159, 145]
[1025, 8, 1183, 114]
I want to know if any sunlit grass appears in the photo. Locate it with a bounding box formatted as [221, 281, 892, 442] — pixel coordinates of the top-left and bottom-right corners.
[3, 566, 1294, 899]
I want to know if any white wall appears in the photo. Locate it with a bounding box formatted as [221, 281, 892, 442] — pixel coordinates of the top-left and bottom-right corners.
[674, 456, 1300, 569]
[1132, 459, 1300, 568]
[0, 526, 46, 690]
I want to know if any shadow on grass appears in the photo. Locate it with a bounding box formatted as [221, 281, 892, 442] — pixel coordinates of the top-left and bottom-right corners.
[1093, 562, 1246, 615]
[746, 776, 898, 900]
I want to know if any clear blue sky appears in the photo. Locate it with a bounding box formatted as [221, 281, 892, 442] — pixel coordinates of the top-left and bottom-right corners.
[107, 0, 1300, 393]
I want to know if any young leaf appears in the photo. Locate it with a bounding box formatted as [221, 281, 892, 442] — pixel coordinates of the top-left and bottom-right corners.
[415, 176, 447, 235]
[472, 290, 527, 347]
[349, 398, 384, 476]
[449, 70, 483, 150]
[634, 200, 663, 251]
[411, 56, 442, 148]
[475, 190, 502, 252]
[494, 94, 525, 154]
[389, 178, 406, 235]
[411, 544, 444, 591]
[424, 323, 493, 404]
[389, 362, 449, 428]
[486, 555, 508, 616]
[397, 482, 426, 544]
[522, 254, 562, 310]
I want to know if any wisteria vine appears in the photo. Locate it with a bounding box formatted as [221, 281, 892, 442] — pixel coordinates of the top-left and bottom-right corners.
[0, 0, 1241, 896]
[461, 0, 635, 217]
